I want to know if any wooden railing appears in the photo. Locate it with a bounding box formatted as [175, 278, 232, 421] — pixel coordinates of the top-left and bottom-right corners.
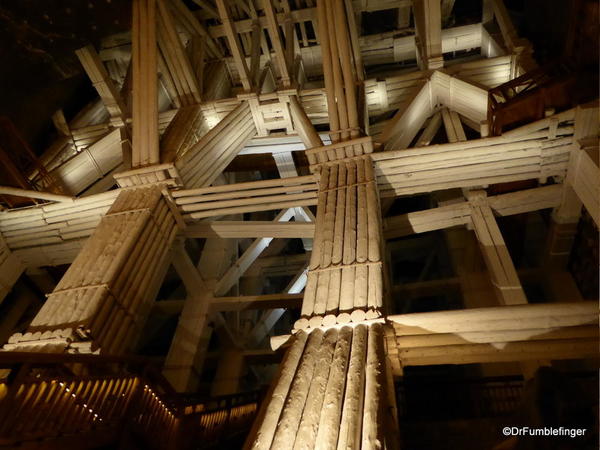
[0, 353, 260, 449]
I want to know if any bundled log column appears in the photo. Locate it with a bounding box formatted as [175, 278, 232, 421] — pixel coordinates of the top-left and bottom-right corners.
[246, 323, 388, 450]
[296, 150, 384, 330]
[4, 186, 178, 354]
[246, 2, 394, 448]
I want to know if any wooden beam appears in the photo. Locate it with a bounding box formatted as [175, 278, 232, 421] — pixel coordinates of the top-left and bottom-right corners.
[383, 184, 563, 238]
[262, 0, 291, 87]
[213, 208, 295, 296]
[157, 0, 202, 105]
[164, 244, 212, 392]
[215, 0, 252, 91]
[388, 301, 597, 334]
[0, 186, 74, 204]
[413, 0, 443, 69]
[376, 112, 574, 197]
[441, 108, 467, 143]
[468, 191, 527, 305]
[75, 45, 127, 123]
[185, 221, 315, 239]
[131, 0, 160, 167]
[246, 265, 308, 346]
[210, 292, 303, 312]
[414, 112, 442, 147]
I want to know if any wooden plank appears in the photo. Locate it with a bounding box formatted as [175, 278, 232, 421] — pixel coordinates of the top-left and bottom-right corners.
[75, 45, 127, 122]
[184, 221, 315, 238]
[210, 293, 303, 312]
[262, 0, 291, 86]
[215, 0, 252, 91]
[131, 0, 160, 167]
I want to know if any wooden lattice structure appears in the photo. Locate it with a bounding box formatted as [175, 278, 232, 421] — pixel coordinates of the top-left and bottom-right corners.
[0, 0, 598, 448]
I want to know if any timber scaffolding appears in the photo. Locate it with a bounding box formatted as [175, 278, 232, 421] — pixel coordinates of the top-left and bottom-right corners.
[0, 0, 598, 448]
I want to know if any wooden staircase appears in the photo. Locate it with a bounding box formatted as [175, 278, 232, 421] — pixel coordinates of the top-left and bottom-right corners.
[0, 352, 260, 449]
[487, 60, 597, 136]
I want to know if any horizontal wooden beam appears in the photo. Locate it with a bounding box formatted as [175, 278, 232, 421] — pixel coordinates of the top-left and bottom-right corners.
[210, 293, 303, 312]
[388, 301, 597, 335]
[383, 184, 563, 239]
[185, 221, 315, 238]
[152, 292, 303, 314]
[387, 301, 599, 370]
[396, 337, 598, 367]
[0, 186, 74, 204]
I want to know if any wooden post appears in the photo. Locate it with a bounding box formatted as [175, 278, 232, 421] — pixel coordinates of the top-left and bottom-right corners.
[131, 0, 160, 167]
[413, 0, 443, 70]
[468, 191, 528, 306]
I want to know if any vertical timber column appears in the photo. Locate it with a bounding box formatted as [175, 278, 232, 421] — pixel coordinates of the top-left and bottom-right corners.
[246, 324, 388, 450]
[295, 151, 384, 330]
[245, 2, 396, 447]
[413, 0, 443, 70]
[132, 0, 160, 167]
[4, 186, 178, 354]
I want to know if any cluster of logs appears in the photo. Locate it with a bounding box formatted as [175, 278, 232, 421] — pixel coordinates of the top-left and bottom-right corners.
[175, 102, 256, 188]
[247, 323, 388, 450]
[295, 154, 383, 330]
[318, 0, 361, 143]
[156, 0, 202, 106]
[305, 136, 374, 167]
[0, 190, 119, 250]
[5, 186, 177, 354]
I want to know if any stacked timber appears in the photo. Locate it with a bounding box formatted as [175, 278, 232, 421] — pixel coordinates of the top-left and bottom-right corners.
[175, 101, 257, 188]
[305, 136, 373, 167]
[161, 105, 210, 163]
[246, 324, 390, 450]
[246, 3, 393, 447]
[295, 152, 384, 329]
[0, 190, 119, 251]
[156, 0, 202, 106]
[386, 301, 599, 371]
[173, 175, 318, 220]
[14, 240, 87, 268]
[0, 234, 25, 303]
[374, 113, 575, 197]
[75, 44, 127, 125]
[222, 22, 485, 85]
[431, 71, 488, 124]
[113, 163, 182, 188]
[360, 24, 481, 68]
[48, 128, 125, 195]
[382, 184, 564, 239]
[4, 186, 178, 354]
[365, 72, 427, 119]
[317, 0, 361, 143]
[379, 80, 432, 150]
[444, 55, 513, 88]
